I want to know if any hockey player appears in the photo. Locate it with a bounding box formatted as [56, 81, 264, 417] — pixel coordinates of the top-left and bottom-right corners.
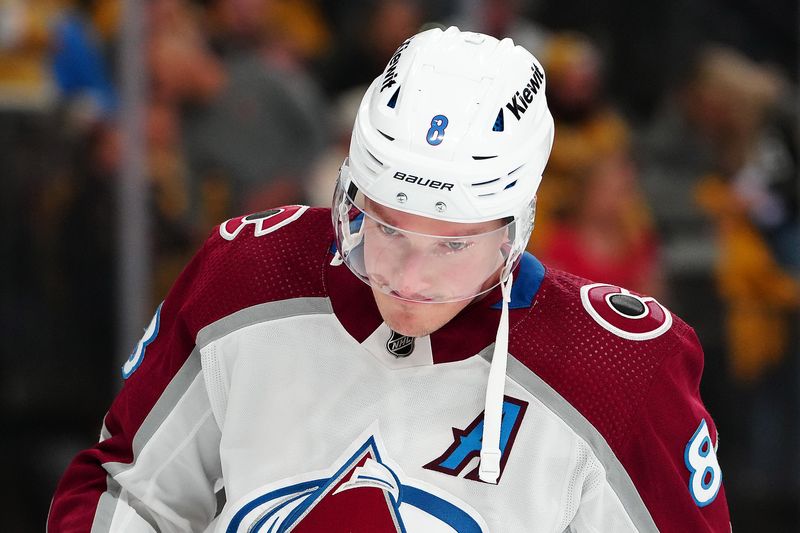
[49, 27, 730, 532]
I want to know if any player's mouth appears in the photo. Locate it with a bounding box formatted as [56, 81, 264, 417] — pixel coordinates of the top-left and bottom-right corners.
[370, 274, 439, 303]
[388, 290, 435, 303]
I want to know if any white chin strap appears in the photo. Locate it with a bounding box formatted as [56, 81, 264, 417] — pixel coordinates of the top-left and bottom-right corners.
[479, 270, 513, 484]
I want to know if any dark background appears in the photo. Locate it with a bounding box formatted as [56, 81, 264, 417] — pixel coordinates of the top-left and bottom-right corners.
[1, 0, 797, 530]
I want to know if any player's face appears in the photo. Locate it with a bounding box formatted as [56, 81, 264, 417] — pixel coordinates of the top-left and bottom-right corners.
[362, 201, 507, 337]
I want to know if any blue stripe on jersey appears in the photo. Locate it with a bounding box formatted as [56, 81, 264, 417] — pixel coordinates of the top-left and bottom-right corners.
[491, 252, 545, 310]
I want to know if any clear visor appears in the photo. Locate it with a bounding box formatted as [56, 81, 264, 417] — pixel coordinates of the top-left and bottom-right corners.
[333, 168, 519, 304]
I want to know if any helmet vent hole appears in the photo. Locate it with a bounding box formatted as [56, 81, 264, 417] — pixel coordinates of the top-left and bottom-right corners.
[492, 109, 505, 131]
[365, 148, 384, 168]
[508, 164, 524, 176]
[377, 129, 395, 141]
[504, 180, 518, 190]
[387, 86, 400, 109]
[472, 177, 501, 187]
[472, 155, 497, 160]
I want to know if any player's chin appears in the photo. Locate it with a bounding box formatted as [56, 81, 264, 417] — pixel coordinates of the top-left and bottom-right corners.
[372, 290, 464, 337]
[384, 316, 438, 338]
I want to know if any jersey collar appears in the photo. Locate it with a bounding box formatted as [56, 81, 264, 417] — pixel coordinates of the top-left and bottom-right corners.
[326, 247, 545, 365]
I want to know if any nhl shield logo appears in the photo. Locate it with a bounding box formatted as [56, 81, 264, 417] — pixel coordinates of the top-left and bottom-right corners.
[386, 331, 414, 358]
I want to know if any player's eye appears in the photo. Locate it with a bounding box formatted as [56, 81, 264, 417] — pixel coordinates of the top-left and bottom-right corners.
[442, 240, 472, 253]
[378, 223, 399, 237]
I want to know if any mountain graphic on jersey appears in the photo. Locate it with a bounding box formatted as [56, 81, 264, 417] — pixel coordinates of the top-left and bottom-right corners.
[219, 428, 488, 532]
[291, 455, 402, 532]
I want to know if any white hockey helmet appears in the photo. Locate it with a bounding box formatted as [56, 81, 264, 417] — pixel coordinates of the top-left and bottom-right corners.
[334, 26, 554, 302]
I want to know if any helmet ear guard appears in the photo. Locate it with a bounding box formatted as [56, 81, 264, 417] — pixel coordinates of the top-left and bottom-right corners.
[503, 195, 536, 275]
[332, 160, 365, 256]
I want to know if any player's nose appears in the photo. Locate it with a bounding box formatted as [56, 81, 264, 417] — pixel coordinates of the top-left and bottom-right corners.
[391, 249, 434, 300]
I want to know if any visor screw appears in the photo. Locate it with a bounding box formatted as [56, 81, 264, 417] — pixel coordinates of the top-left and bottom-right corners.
[396, 192, 408, 204]
[435, 201, 447, 213]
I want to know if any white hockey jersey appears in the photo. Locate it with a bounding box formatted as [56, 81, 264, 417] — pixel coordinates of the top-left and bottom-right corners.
[49, 206, 730, 532]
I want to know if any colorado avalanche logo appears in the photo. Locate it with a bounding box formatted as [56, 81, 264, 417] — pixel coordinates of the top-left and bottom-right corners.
[580, 283, 672, 341]
[220, 205, 308, 241]
[219, 428, 488, 532]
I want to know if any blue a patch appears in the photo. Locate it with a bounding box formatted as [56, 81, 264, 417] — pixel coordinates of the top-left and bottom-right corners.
[424, 396, 528, 483]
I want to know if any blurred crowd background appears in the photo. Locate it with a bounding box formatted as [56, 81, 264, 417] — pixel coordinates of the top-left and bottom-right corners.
[0, 0, 797, 530]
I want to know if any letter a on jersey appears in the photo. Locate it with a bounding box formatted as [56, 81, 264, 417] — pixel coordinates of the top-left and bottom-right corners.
[424, 397, 528, 483]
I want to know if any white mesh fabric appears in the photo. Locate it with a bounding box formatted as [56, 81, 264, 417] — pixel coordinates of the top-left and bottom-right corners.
[201, 343, 229, 431]
[555, 438, 605, 531]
